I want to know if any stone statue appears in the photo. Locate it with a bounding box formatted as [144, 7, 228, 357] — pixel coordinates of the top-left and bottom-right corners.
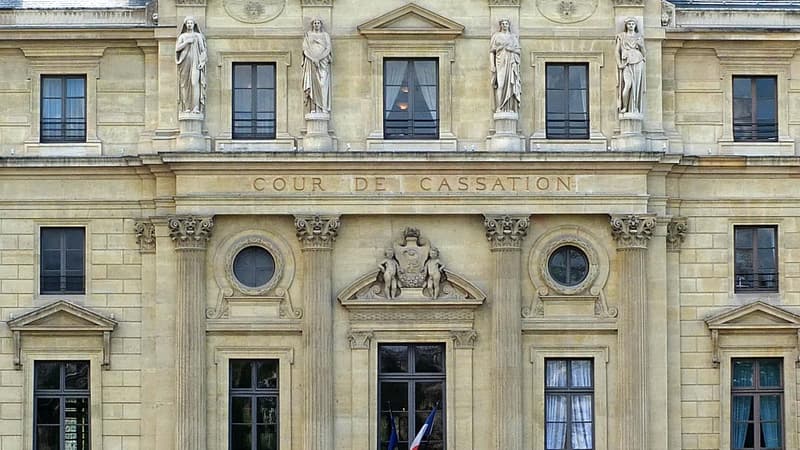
[425, 247, 444, 299]
[378, 248, 400, 299]
[176, 16, 208, 114]
[615, 17, 646, 115]
[489, 19, 521, 113]
[302, 18, 332, 114]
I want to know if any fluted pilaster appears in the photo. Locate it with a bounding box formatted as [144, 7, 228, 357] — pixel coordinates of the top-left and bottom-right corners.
[295, 215, 340, 450]
[610, 214, 655, 450]
[484, 214, 529, 450]
[169, 215, 213, 450]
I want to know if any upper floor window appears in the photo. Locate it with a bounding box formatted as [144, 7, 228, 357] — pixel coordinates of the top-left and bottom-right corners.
[40, 75, 86, 143]
[233, 63, 276, 140]
[384, 59, 438, 139]
[378, 343, 445, 449]
[546, 64, 589, 139]
[40, 227, 85, 295]
[545, 358, 594, 450]
[733, 76, 777, 142]
[734, 226, 778, 293]
[229, 359, 279, 450]
[34, 361, 90, 450]
[732, 358, 783, 450]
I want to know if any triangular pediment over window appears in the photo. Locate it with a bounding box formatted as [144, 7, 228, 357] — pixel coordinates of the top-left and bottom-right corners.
[705, 301, 800, 331]
[7, 300, 117, 369]
[358, 3, 464, 39]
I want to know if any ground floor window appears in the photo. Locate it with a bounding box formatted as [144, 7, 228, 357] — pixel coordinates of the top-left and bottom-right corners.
[34, 361, 90, 450]
[732, 358, 783, 450]
[545, 358, 594, 450]
[378, 343, 445, 450]
[229, 359, 279, 450]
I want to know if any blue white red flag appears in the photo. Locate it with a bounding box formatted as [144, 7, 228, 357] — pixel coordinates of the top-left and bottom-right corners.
[387, 410, 399, 450]
[409, 406, 437, 450]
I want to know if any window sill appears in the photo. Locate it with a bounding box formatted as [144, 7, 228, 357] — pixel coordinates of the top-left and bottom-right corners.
[215, 137, 295, 152]
[718, 139, 795, 156]
[366, 136, 457, 151]
[23, 141, 101, 157]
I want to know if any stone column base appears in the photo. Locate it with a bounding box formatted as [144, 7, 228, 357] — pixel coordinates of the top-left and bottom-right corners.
[487, 111, 524, 152]
[177, 112, 210, 152]
[302, 112, 334, 152]
[613, 113, 645, 151]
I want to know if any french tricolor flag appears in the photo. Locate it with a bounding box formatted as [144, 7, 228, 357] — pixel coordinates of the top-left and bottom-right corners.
[409, 406, 437, 450]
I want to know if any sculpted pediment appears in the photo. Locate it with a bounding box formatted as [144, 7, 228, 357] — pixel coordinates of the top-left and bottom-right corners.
[358, 3, 465, 39]
[705, 301, 800, 331]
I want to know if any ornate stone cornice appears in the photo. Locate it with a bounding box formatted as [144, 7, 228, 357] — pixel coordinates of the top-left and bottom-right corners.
[295, 215, 340, 250]
[134, 220, 156, 254]
[301, 0, 332, 5]
[348, 330, 372, 349]
[666, 217, 688, 252]
[451, 329, 478, 349]
[176, 0, 206, 5]
[614, 0, 644, 5]
[484, 215, 529, 250]
[489, 0, 520, 5]
[168, 216, 214, 250]
[610, 214, 656, 249]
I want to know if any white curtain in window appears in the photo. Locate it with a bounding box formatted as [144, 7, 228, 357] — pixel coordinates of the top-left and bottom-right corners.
[731, 396, 751, 448]
[571, 361, 592, 387]
[760, 395, 781, 448]
[571, 395, 593, 449]
[546, 360, 567, 387]
[546, 395, 567, 449]
[384, 61, 408, 118]
[414, 61, 437, 120]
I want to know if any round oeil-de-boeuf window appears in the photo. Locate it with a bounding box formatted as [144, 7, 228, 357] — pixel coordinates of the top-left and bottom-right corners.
[547, 245, 589, 287]
[232, 246, 276, 288]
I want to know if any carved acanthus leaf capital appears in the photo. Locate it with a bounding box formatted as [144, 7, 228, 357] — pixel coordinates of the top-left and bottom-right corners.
[295, 215, 340, 249]
[168, 216, 214, 250]
[133, 220, 156, 253]
[610, 214, 656, 249]
[484, 215, 530, 249]
[451, 329, 478, 349]
[666, 217, 688, 252]
[348, 330, 372, 349]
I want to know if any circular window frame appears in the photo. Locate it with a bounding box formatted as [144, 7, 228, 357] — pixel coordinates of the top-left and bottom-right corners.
[537, 236, 600, 296]
[224, 236, 284, 295]
[546, 244, 590, 288]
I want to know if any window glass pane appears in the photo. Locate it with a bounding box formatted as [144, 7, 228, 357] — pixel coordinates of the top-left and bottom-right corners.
[732, 396, 754, 449]
[569, 65, 587, 89]
[64, 397, 90, 450]
[755, 77, 776, 99]
[415, 381, 442, 412]
[234, 90, 251, 112]
[35, 362, 61, 390]
[414, 345, 443, 373]
[733, 77, 751, 99]
[546, 394, 568, 421]
[256, 64, 274, 88]
[66, 250, 84, 271]
[256, 397, 277, 425]
[256, 360, 278, 389]
[233, 246, 275, 288]
[42, 78, 62, 97]
[759, 359, 781, 387]
[36, 425, 60, 450]
[571, 422, 593, 449]
[569, 90, 587, 114]
[64, 229, 84, 249]
[547, 65, 565, 89]
[230, 360, 253, 389]
[256, 90, 275, 114]
[36, 397, 60, 424]
[64, 362, 89, 390]
[546, 360, 568, 387]
[546, 90, 565, 113]
[379, 345, 408, 373]
[733, 360, 754, 387]
[546, 422, 567, 449]
[256, 424, 278, 450]
[234, 65, 252, 88]
[571, 360, 592, 387]
[760, 395, 781, 448]
[735, 228, 753, 248]
[231, 424, 252, 450]
[757, 228, 776, 249]
[380, 381, 407, 416]
[571, 394, 592, 421]
[231, 397, 253, 424]
[66, 78, 85, 97]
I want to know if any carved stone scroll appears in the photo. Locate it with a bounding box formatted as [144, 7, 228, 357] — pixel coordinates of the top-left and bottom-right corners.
[295, 215, 339, 249]
[134, 220, 156, 253]
[484, 215, 530, 250]
[451, 329, 478, 349]
[666, 217, 688, 252]
[348, 330, 373, 349]
[169, 216, 214, 249]
[610, 214, 655, 248]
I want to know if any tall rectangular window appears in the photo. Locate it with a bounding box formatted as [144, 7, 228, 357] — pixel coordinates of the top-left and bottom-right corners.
[378, 343, 445, 450]
[384, 59, 439, 139]
[732, 358, 783, 450]
[733, 76, 777, 142]
[546, 64, 589, 139]
[734, 225, 778, 293]
[233, 63, 276, 139]
[40, 227, 85, 295]
[34, 361, 90, 450]
[545, 359, 594, 450]
[229, 359, 279, 450]
[40, 75, 86, 143]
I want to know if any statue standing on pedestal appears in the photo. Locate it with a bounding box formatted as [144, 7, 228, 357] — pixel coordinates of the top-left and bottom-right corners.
[615, 17, 646, 115]
[302, 18, 332, 114]
[176, 16, 207, 114]
[489, 19, 521, 113]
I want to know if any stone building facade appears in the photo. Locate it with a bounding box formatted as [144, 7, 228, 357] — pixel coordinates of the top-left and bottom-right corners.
[0, 1, 799, 450]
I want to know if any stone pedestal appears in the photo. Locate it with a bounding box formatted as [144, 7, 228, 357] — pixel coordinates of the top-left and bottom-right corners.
[295, 215, 340, 450]
[610, 214, 655, 450]
[303, 112, 334, 152]
[484, 214, 529, 450]
[613, 113, 646, 151]
[168, 216, 214, 450]
[177, 112, 209, 151]
[488, 112, 524, 152]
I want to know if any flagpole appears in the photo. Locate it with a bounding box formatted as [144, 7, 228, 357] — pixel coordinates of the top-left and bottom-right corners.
[423, 401, 440, 450]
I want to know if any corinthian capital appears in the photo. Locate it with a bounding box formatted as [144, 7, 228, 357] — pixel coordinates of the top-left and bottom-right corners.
[133, 220, 156, 253]
[484, 215, 529, 249]
[168, 216, 214, 250]
[295, 215, 340, 250]
[610, 214, 656, 249]
[666, 217, 688, 252]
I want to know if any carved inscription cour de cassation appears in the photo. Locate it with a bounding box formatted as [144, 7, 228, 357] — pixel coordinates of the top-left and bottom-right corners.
[252, 175, 574, 193]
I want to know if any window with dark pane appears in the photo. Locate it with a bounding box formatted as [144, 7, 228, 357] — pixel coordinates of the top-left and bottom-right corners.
[548, 245, 589, 287]
[383, 59, 438, 139]
[40, 227, 85, 295]
[733, 76, 777, 142]
[546, 63, 589, 139]
[732, 358, 783, 450]
[378, 344, 445, 450]
[229, 359, 279, 450]
[34, 361, 90, 450]
[40, 75, 86, 143]
[734, 226, 778, 293]
[545, 359, 594, 450]
[232, 246, 276, 288]
[233, 63, 276, 139]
